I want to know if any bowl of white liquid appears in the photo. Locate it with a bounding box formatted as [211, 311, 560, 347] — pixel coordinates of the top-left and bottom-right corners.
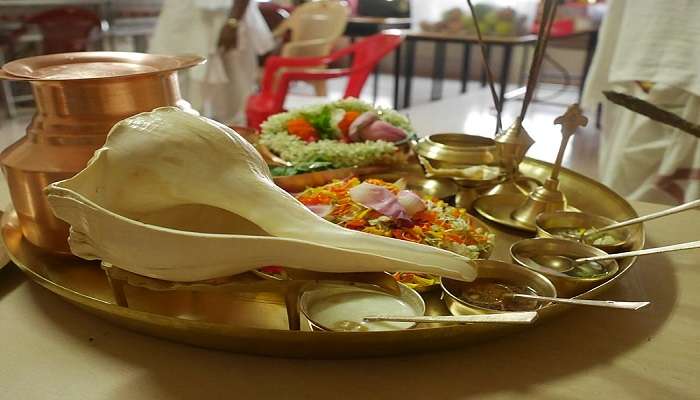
[300, 283, 425, 332]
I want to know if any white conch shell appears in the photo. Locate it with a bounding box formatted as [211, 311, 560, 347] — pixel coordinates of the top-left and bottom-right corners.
[45, 107, 477, 282]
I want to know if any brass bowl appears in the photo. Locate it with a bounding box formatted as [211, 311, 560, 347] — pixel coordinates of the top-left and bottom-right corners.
[441, 260, 556, 316]
[536, 211, 637, 253]
[414, 133, 497, 168]
[510, 238, 619, 297]
[299, 283, 425, 332]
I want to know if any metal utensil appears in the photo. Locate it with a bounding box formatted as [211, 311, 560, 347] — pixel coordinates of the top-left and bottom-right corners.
[582, 199, 700, 239]
[603, 91, 700, 139]
[533, 240, 700, 271]
[363, 311, 538, 325]
[510, 104, 589, 228]
[506, 294, 649, 310]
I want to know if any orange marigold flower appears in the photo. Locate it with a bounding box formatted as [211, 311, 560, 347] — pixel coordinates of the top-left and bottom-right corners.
[286, 118, 318, 142]
[338, 110, 360, 141]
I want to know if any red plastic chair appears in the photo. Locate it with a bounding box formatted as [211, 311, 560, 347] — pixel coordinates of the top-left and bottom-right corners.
[245, 31, 404, 129]
[20, 7, 102, 54]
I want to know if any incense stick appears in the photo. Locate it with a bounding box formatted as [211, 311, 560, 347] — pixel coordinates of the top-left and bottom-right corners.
[466, 0, 502, 133]
[519, 0, 559, 120]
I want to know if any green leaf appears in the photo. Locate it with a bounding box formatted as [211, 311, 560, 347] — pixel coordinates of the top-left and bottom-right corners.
[303, 106, 339, 140]
[270, 161, 334, 177]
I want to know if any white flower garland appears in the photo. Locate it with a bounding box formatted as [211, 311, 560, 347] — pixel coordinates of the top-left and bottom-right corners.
[259, 98, 413, 168]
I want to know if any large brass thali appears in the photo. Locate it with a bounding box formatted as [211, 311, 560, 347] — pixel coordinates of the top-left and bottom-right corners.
[1, 158, 644, 358]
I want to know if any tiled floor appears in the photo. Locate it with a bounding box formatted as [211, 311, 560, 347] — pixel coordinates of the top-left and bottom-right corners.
[0, 74, 599, 179]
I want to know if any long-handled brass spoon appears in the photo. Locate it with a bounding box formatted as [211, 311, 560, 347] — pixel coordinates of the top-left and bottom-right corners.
[364, 311, 538, 325]
[533, 240, 700, 272]
[582, 199, 700, 240]
[506, 294, 649, 310]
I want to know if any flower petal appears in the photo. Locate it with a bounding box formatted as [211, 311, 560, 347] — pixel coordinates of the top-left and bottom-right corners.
[397, 190, 426, 216]
[305, 203, 333, 218]
[349, 182, 409, 220]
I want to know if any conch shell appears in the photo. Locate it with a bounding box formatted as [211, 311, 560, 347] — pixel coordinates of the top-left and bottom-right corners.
[45, 107, 477, 282]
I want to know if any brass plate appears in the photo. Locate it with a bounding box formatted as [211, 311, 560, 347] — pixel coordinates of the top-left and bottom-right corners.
[1, 158, 645, 358]
[2, 52, 205, 81]
[473, 193, 580, 233]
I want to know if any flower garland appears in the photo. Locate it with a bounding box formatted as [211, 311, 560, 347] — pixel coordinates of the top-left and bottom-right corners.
[260, 98, 414, 175]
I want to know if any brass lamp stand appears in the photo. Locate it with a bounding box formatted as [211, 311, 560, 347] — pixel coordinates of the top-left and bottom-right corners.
[511, 104, 589, 229]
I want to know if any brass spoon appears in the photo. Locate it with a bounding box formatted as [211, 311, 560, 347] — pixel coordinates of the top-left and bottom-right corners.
[582, 199, 700, 240]
[363, 311, 538, 325]
[505, 294, 649, 310]
[465, 281, 647, 311]
[532, 240, 700, 272]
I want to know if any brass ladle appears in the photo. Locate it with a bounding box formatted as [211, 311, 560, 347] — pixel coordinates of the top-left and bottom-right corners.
[469, 281, 648, 311]
[363, 311, 538, 325]
[531, 240, 700, 272]
[505, 294, 649, 310]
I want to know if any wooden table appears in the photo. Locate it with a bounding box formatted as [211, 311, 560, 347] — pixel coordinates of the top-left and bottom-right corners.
[393, 29, 599, 110]
[344, 16, 412, 37]
[0, 199, 698, 399]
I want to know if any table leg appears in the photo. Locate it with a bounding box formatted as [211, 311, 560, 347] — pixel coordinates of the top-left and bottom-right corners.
[372, 64, 379, 104]
[518, 44, 529, 87]
[133, 35, 148, 53]
[0, 49, 17, 118]
[480, 45, 491, 87]
[431, 42, 447, 101]
[498, 45, 513, 112]
[393, 44, 402, 109]
[461, 43, 471, 93]
[402, 39, 416, 109]
[580, 30, 599, 101]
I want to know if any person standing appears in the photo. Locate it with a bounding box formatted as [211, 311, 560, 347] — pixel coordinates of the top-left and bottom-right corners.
[582, 0, 700, 204]
[150, 0, 275, 124]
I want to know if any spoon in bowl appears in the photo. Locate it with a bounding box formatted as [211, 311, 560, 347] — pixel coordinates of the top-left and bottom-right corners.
[532, 240, 700, 272]
[504, 294, 649, 310]
[363, 311, 538, 325]
[582, 199, 700, 240]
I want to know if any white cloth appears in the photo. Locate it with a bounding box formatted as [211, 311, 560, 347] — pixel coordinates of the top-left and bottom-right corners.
[599, 83, 700, 204]
[582, 0, 700, 204]
[150, 0, 275, 123]
[583, 0, 700, 105]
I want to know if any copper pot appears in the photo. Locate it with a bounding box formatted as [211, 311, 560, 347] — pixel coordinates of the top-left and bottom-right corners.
[0, 52, 205, 252]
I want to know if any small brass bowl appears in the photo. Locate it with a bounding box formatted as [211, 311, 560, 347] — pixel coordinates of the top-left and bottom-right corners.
[536, 211, 636, 253]
[299, 283, 425, 332]
[510, 238, 619, 297]
[415, 133, 497, 168]
[441, 260, 556, 316]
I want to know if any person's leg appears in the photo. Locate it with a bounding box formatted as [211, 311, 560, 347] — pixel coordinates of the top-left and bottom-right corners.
[214, 24, 260, 124]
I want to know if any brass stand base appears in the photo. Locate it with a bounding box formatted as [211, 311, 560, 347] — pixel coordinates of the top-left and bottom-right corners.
[510, 178, 567, 230]
[486, 174, 541, 196]
[473, 187, 578, 233]
[472, 193, 535, 232]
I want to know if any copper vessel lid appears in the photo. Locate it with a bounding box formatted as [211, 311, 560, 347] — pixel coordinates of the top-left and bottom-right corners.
[1, 51, 205, 81]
